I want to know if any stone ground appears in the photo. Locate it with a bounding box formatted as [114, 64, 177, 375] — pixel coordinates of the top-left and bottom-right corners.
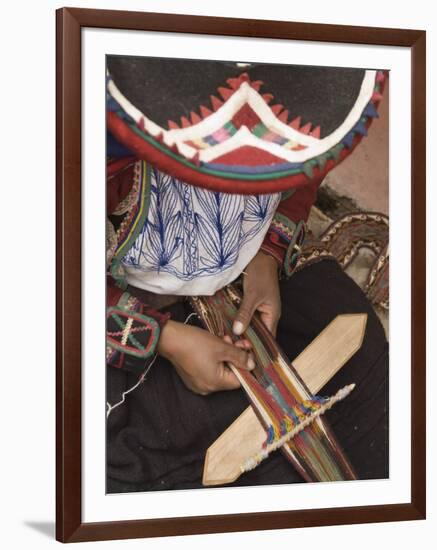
[307, 85, 389, 335]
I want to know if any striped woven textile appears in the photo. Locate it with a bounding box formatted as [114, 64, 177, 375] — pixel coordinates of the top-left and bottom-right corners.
[190, 284, 356, 482]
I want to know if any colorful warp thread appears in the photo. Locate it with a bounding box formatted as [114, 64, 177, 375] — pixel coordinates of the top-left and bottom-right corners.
[190, 285, 357, 482]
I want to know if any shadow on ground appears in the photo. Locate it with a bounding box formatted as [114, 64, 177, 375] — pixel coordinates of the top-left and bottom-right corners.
[24, 521, 55, 539]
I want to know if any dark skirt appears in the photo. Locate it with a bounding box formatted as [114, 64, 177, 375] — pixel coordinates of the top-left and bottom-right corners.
[106, 260, 389, 493]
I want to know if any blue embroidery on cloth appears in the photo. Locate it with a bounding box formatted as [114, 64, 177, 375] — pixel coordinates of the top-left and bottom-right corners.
[122, 168, 279, 280]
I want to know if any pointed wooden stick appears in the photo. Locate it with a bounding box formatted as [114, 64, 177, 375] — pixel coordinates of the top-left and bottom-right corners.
[203, 313, 367, 486]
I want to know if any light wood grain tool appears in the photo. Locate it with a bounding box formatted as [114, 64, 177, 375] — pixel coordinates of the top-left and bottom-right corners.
[203, 313, 367, 486]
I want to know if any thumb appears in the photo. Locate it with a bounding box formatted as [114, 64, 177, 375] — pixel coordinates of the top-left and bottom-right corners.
[233, 292, 258, 336]
[222, 343, 255, 371]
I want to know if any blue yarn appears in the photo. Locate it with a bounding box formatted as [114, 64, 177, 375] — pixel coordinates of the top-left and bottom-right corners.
[266, 425, 275, 444]
[363, 102, 379, 119]
[342, 131, 355, 149]
[353, 121, 368, 137]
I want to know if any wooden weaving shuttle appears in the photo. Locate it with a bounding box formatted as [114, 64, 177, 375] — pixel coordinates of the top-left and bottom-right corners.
[202, 313, 367, 486]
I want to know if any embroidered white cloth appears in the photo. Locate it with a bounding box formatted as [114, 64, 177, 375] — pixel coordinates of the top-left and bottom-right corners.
[121, 168, 281, 295]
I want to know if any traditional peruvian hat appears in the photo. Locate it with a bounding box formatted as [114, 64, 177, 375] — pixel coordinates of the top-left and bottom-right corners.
[107, 57, 386, 195]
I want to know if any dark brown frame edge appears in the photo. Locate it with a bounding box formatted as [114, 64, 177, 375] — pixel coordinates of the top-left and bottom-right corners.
[56, 7, 426, 543]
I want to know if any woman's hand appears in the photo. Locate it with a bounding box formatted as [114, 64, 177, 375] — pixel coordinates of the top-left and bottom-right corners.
[233, 251, 281, 337]
[157, 320, 255, 395]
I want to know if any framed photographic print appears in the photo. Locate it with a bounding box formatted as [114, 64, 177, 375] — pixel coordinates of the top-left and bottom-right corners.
[56, 7, 426, 543]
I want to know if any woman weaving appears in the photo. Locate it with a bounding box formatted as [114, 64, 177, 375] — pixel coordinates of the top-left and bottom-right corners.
[106, 58, 389, 492]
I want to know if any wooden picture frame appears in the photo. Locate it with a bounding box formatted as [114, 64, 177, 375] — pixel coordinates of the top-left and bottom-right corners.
[56, 7, 426, 542]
